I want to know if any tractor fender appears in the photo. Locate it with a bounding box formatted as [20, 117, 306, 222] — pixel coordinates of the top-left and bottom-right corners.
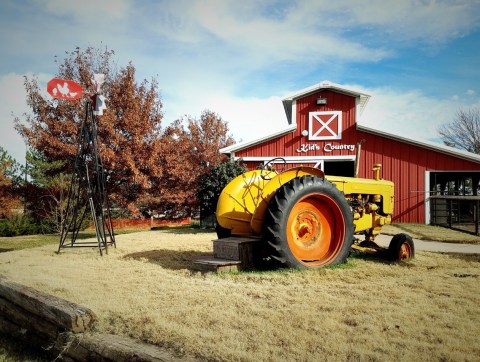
[250, 167, 324, 234]
[216, 169, 276, 235]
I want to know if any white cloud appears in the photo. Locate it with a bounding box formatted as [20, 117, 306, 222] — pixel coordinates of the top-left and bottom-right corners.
[0, 73, 29, 162]
[0, 0, 134, 71]
[307, 0, 480, 43]
[358, 85, 480, 144]
[0, 72, 53, 162]
[201, 95, 287, 143]
[161, 84, 287, 143]
[190, 1, 391, 64]
[144, 0, 480, 69]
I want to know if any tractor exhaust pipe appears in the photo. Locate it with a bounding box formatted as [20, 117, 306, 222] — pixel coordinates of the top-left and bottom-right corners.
[354, 139, 365, 178]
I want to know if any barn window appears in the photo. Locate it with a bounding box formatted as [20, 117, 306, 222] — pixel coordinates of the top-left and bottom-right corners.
[308, 111, 342, 140]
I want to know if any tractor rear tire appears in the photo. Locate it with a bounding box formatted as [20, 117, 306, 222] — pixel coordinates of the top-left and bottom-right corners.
[215, 221, 232, 239]
[388, 233, 415, 262]
[263, 175, 354, 269]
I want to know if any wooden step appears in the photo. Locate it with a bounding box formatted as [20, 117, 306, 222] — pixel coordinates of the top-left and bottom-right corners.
[192, 256, 242, 272]
[192, 236, 263, 272]
[213, 236, 261, 259]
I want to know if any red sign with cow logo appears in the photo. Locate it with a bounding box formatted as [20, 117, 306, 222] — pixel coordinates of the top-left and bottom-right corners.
[47, 78, 83, 100]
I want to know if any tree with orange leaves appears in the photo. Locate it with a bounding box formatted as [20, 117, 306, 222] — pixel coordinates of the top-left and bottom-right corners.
[0, 147, 21, 218]
[140, 110, 234, 216]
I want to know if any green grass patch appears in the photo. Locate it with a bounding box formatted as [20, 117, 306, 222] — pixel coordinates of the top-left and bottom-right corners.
[0, 234, 59, 251]
[217, 258, 358, 279]
[324, 259, 358, 270]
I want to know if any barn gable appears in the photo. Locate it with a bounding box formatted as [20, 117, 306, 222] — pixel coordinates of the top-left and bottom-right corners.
[281, 80, 370, 125]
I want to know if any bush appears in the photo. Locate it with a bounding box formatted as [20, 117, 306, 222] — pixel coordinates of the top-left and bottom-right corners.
[196, 159, 247, 227]
[0, 215, 55, 237]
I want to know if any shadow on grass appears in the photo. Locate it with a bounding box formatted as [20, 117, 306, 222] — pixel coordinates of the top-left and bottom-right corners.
[124, 247, 415, 274]
[348, 249, 417, 268]
[124, 249, 212, 270]
[349, 250, 388, 263]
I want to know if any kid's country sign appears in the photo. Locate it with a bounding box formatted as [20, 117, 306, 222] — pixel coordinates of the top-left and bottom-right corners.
[296, 143, 355, 153]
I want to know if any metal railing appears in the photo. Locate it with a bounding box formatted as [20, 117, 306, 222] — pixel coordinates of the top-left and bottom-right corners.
[430, 195, 480, 236]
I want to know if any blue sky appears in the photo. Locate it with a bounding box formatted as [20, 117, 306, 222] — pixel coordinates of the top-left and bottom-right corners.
[1, 0, 480, 163]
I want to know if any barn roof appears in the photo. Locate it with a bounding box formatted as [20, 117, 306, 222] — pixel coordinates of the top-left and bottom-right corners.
[356, 124, 480, 165]
[282, 80, 370, 124]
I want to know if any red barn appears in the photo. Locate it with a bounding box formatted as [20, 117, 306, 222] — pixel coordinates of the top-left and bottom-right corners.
[220, 81, 480, 226]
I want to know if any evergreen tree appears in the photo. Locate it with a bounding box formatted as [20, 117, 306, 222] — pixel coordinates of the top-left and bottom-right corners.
[196, 159, 247, 225]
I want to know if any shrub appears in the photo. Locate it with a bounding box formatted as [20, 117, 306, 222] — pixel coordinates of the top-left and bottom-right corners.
[0, 215, 55, 237]
[196, 159, 247, 227]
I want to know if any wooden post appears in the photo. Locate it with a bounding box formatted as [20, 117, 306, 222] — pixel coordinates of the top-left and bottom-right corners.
[476, 200, 479, 236]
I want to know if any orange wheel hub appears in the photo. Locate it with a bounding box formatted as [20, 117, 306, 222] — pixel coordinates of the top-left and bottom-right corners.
[286, 195, 346, 266]
[398, 242, 413, 260]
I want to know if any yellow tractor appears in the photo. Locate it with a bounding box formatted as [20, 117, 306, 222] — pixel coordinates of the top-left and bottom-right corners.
[215, 158, 414, 269]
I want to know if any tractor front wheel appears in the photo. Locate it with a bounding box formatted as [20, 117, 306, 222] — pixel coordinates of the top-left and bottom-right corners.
[388, 233, 415, 262]
[263, 176, 354, 269]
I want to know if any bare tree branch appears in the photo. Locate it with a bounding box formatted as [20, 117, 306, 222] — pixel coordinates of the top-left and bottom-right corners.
[438, 108, 480, 154]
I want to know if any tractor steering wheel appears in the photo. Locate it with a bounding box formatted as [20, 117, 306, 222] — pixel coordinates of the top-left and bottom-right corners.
[261, 157, 287, 180]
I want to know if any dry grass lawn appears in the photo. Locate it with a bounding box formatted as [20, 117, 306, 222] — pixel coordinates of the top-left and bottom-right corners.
[0, 229, 479, 361]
